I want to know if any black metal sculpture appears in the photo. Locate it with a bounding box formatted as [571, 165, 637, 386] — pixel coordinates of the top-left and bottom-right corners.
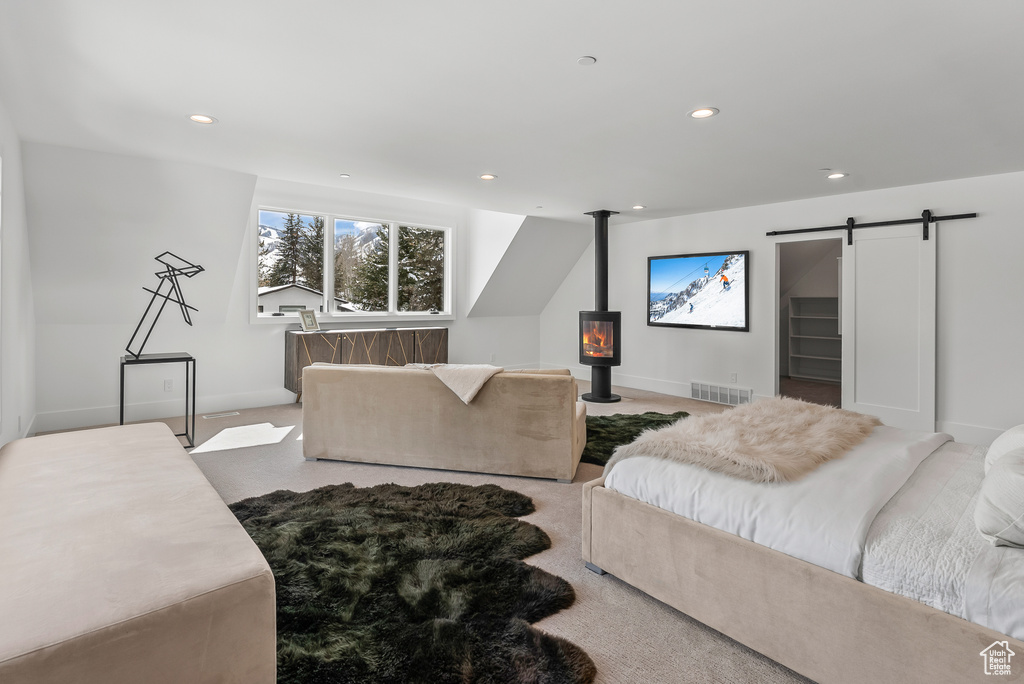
[125, 252, 205, 359]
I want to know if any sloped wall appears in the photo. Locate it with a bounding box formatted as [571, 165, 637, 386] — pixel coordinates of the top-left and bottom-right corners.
[469, 216, 592, 318]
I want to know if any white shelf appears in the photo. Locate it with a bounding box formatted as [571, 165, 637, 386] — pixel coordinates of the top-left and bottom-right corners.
[789, 297, 841, 384]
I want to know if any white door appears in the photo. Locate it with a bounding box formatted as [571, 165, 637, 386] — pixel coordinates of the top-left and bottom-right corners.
[841, 225, 936, 431]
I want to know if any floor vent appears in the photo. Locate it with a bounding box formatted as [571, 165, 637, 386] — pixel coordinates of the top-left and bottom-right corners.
[202, 411, 241, 419]
[691, 382, 752, 406]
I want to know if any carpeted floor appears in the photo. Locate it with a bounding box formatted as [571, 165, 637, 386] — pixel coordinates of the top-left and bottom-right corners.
[149, 381, 810, 684]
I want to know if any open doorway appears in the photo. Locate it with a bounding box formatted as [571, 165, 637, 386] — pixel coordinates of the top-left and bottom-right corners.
[778, 238, 842, 407]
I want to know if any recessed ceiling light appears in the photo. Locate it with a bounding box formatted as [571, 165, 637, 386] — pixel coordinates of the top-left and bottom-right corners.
[633, 205, 645, 210]
[688, 107, 719, 119]
[577, 56, 597, 66]
[339, 173, 351, 178]
[189, 114, 216, 124]
[827, 172, 847, 180]
[480, 174, 497, 181]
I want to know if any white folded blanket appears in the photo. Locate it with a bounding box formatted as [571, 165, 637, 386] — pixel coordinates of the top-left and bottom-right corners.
[408, 363, 503, 404]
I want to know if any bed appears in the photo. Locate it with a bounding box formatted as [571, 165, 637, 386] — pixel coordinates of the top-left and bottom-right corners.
[582, 401, 1024, 683]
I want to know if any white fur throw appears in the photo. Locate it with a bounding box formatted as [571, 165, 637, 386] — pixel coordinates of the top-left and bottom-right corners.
[604, 396, 881, 483]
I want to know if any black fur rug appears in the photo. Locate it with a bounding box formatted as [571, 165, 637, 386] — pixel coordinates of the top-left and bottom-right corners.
[581, 411, 690, 466]
[231, 482, 596, 684]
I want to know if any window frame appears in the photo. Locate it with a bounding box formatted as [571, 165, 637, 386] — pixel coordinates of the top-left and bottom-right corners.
[252, 205, 454, 324]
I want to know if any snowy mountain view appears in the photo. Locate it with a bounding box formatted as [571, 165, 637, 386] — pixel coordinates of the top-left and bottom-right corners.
[649, 253, 747, 328]
[258, 215, 382, 274]
[257, 209, 443, 315]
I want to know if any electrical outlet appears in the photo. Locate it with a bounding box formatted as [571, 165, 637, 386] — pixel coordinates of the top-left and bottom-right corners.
[489, 352, 496, 363]
[164, 379, 173, 392]
[729, 373, 738, 384]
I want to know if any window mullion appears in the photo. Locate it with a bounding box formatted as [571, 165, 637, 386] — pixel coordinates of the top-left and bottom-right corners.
[388, 221, 398, 313]
[323, 215, 334, 313]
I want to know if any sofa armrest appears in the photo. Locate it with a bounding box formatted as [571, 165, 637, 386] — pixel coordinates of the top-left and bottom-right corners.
[574, 401, 587, 461]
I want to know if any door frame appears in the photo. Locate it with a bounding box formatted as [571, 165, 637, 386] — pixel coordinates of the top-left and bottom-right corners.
[773, 235, 844, 400]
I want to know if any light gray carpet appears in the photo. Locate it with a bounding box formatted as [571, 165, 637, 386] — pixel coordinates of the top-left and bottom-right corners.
[176, 384, 810, 684]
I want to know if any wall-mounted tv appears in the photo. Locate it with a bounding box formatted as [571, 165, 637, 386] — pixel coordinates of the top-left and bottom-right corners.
[648, 251, 749, 331]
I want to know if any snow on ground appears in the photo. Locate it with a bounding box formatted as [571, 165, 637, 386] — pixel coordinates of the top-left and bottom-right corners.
[656, 257, 746, 327]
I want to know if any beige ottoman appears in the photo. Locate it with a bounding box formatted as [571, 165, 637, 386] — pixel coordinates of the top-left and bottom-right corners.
[0, 423, 276, 684]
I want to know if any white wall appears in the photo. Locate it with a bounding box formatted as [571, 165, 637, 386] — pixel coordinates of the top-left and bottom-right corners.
[23, 148, 543, 433]
[0, 96, 36, 443]
[541, 171, 1024, 444]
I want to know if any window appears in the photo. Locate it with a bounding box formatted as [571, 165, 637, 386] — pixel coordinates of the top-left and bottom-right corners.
[333, 219, 388, 313]
[397, 225, 445, 312]
[257, 209, 451, 319]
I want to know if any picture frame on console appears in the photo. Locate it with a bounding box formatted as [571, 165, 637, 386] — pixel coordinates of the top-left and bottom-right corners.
[298, 309, 320, 332]
[647, 251, 749, 332]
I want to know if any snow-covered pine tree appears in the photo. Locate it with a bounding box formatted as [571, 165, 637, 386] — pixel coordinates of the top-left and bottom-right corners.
[333, 233, 361, 304]
[352, 224, 390, 310]
[398, 226, 444, 311]
[257, 237, 273, 287]
[266, 213, 304, 286]
[299, 216, 325, 290]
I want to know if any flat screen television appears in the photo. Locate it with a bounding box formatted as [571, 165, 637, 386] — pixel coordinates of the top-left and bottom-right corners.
[647, 251, 749, 331]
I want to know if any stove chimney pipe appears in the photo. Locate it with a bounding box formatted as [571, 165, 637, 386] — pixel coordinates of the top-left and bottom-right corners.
[582, 209, 620, 403]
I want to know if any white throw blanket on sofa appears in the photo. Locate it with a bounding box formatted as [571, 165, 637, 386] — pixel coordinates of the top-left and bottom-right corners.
[408, 363, 503, 404]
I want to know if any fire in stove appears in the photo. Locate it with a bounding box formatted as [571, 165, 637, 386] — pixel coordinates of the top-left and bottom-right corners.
[582, 321, 614, 358]
[579, 311, 621, 366]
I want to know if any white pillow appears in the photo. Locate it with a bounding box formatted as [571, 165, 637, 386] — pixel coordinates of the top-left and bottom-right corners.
[985, 424, 1024, 474]
[976, 446, 1024, 548]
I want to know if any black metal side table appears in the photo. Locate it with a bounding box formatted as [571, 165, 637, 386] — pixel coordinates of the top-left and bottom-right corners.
[120, 352, 196, 448]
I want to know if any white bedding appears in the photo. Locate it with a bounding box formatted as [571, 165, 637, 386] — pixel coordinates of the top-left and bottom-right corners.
[604, 425, 951, 578]
[862, 442, 986, 613]
[864, 440, 1024, 640]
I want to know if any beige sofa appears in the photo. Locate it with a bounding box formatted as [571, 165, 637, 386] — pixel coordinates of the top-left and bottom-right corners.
[0, 423, 276, 684]
[302, 364, 587, 481]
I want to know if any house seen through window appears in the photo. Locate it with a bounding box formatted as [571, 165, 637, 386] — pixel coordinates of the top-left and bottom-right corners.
[257, 210, 448, 317]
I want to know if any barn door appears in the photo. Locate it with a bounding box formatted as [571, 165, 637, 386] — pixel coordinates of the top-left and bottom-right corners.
[841, 225, 936, 431]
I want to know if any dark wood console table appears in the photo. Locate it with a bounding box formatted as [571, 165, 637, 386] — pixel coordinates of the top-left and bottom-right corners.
[284, 327, 448, 396]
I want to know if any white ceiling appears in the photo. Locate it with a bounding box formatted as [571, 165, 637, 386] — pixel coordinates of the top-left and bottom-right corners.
[2, 1, 1023, 224]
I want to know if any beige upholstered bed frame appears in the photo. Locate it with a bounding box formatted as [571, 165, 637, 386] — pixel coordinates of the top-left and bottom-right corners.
[582, 476, 1024, 683]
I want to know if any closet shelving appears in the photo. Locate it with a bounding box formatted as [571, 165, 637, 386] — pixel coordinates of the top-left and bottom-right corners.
[788, 296, 840, 383]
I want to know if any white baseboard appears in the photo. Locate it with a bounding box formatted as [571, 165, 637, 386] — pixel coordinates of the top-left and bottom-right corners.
[31, 388, 295, 435]
[936, 420, 1003, 447]
[567, 368, 772, 403]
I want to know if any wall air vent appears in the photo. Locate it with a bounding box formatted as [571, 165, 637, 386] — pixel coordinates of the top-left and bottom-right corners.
[691, 382, 752, 406]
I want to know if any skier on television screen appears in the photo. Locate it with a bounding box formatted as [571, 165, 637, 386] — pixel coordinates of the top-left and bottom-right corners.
[720, 273, 730, 291]
[689, 302, 694, 313]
